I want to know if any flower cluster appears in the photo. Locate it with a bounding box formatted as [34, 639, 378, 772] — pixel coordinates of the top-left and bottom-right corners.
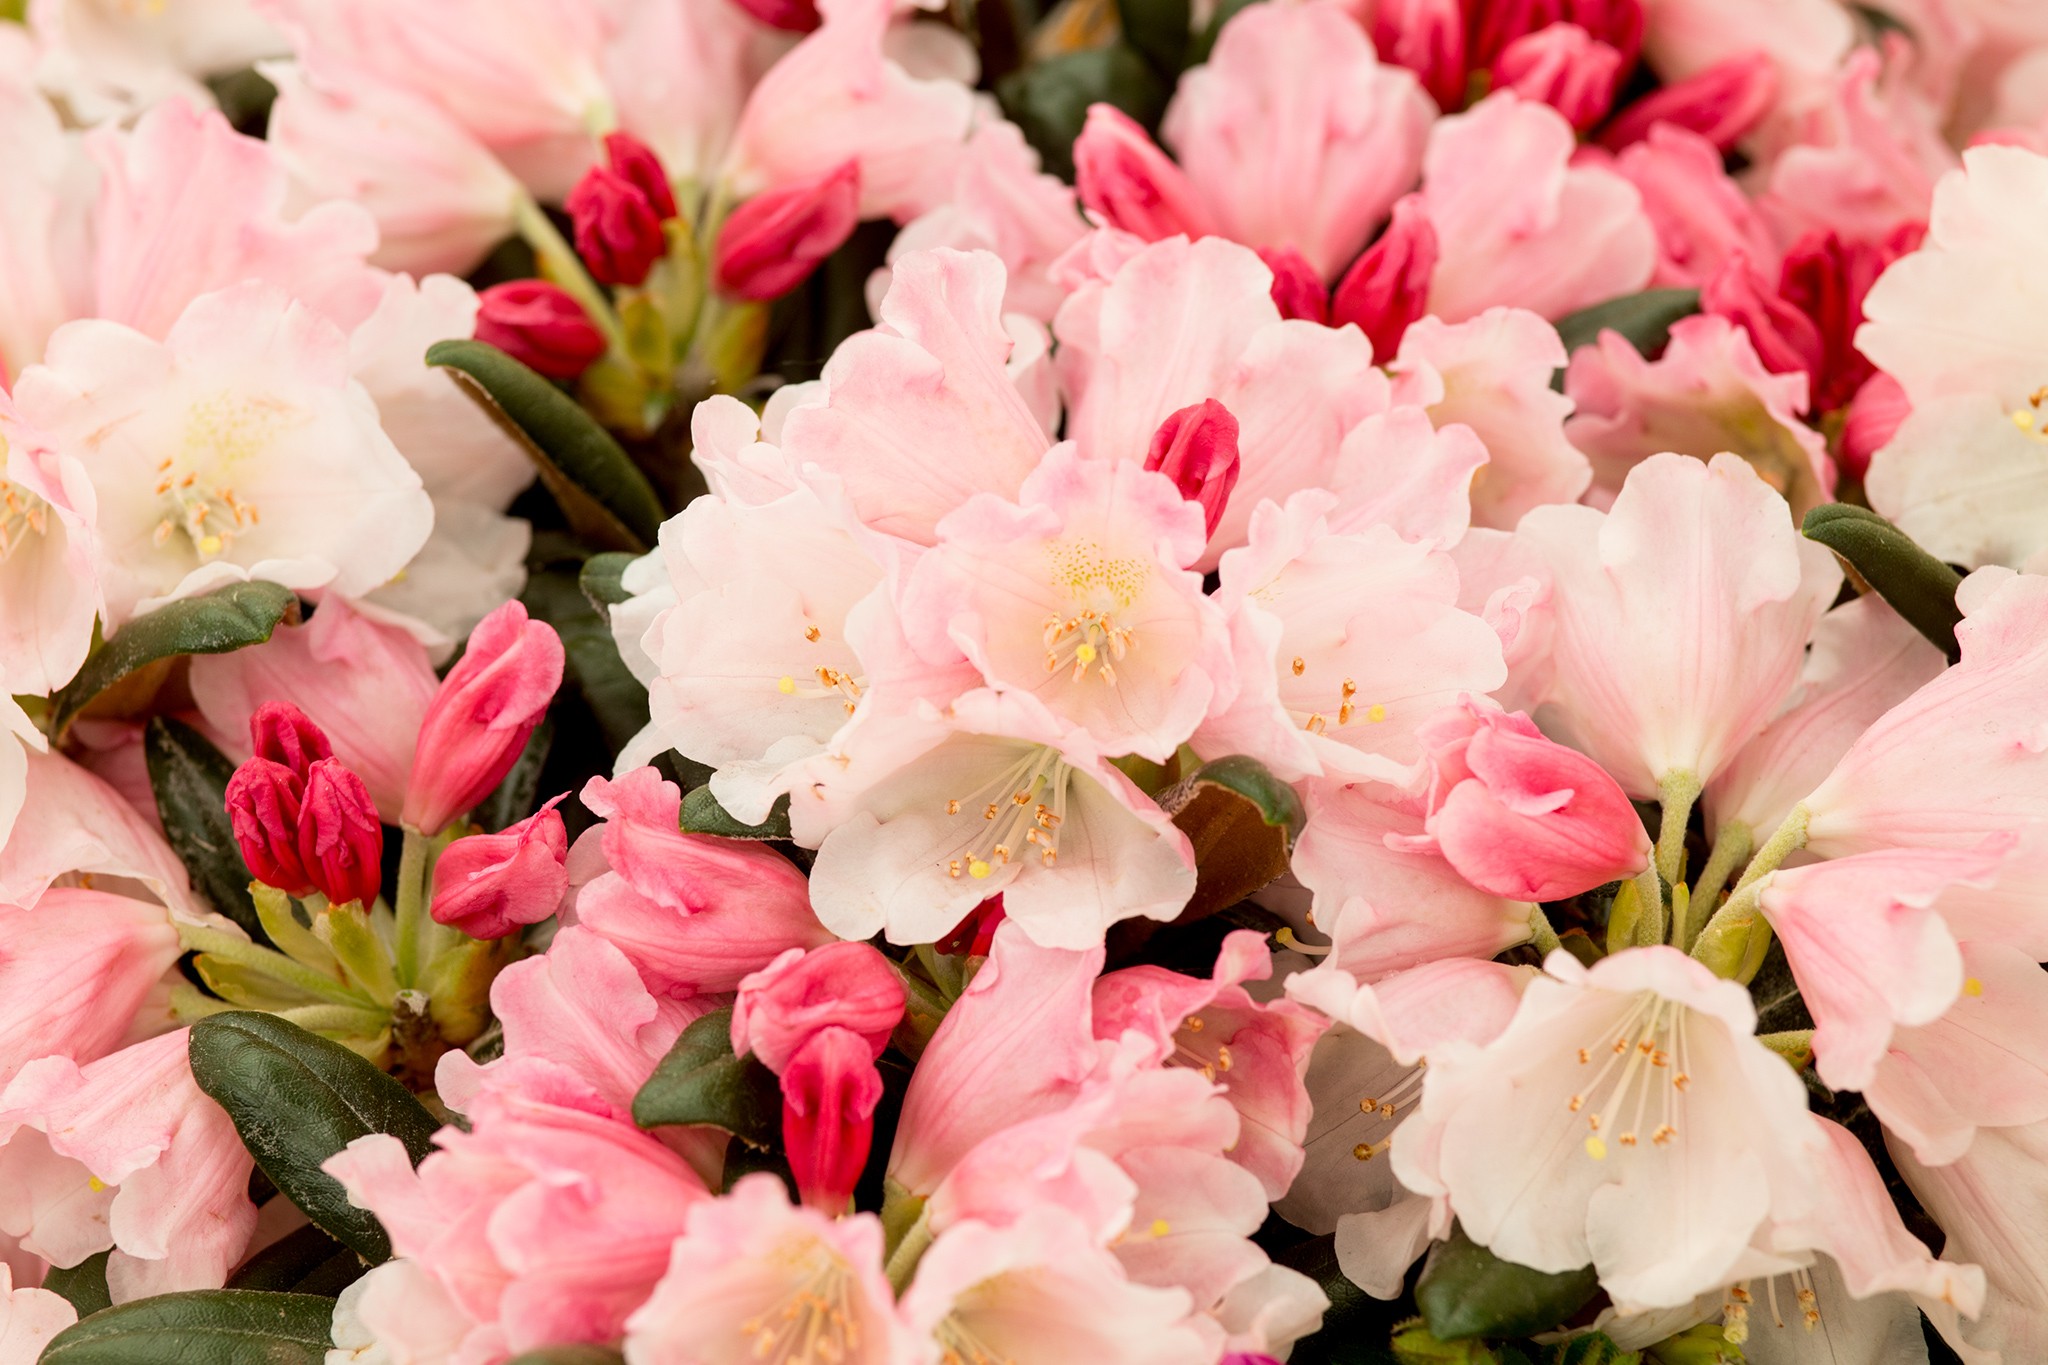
[4, 0, 2048, 1363]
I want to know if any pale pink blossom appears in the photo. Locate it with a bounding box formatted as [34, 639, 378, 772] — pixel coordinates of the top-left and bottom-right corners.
[1609, 124, 1778, 289]
[1158, 0, 1432, 282]
[1564, 314, 1833, 511]
[1414, 91, 1657, 323]
[12, 283, 432, 631]
[1893, 1119, 2048, 1359]
[1637, 0, 1853, 142]
[26, 0, 280, 121]
[0, 746, 206, 925]
[0, 889, 181, 1087]
[0, 1260, 73, 1365]
[0, 43, 95, 383]
[0, 1029, 256, 1302]
[624, 1173, 908, 1365]
[325, 1257, 488, 1365]
[0, 392, 100, 698]
[900, 444, 1229, 761]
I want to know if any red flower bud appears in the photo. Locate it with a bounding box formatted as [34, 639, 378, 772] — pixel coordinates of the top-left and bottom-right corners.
[1257, 246, 1330, 324]
[602, 133, 677, 222]
[728, 0, 821, 32]
[249, 700, 332, 780]
[474, 281, 607, 380]
[713, 162, 862, 302]
[1493, 24, 1623, 132]
[1371, 0, 1467, 111]
[732, 942, 906, 1073]
[402, 601, 565, 835]
[934, 894, 1006, 957]
[566, 141, 672, 287]
[1702, 252, 1825, 385]
[780, 1026, 884, 1212]
[1073, 103, 1216, 243]
[1145, 399, 1242, 540]
[225, 758, 314, 897]
[1332, 194, 1438, 362]
[429, 801, 570, 940]
[296, 758, 384, 908]
[1599, 51, 1777, 153]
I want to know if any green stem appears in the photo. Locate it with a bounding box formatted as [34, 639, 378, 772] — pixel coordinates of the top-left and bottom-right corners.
[513, 195, 627, 353]
[884, 1209, 934, 1295]
[1528, 905, 1564, 959]
[1688, 819, 1753, 942]
[393, 830, 431, 989]
[1654, 769, 1701, 890]
[1730, 804, 1811, 896]
[177, 924, 368, 1006]
[1690, 879, 1768, 979]
[1633, 864, 1665, 949]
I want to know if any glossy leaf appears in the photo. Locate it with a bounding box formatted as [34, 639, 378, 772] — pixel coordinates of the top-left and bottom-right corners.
[1161, 754, 1305, 920]
[1416, 1224, 1600, 1342]
[38, 1291, 335, 1365]
[1553, 288, 1701, 361]
[579, 551, 639, 613]
[226, 1222, 364, 1297]
[40, 1252, 112, 1319]
[145, 717, 264, 939]
[427, 338, 665, 551]
[522, 567, 649, 757]
[48, 581, 297, 739]
[188, 1013, 440, 1263]
[1803, 503, 1963, 662]
[679, 785, 792, 841]
[632, 1006, 781, 1148]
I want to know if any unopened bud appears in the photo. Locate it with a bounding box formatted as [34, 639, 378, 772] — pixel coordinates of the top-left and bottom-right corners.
[1257, 246, 1330, 324]
[713, 161, 862, 302]
[401, 601, 565, 835]
[1838, 372, 1909, 483]
[781, 1026, 884, 1212]
[225, 758, 314, 897]
[566, 138, 674, 287]
[297, 758, 384, 908]
[1600, 50, 1777, 152]
[601, 133, 678, 222]
[1494, 24, 1624, 132]
[1332, 194, 1438, 362]
[1145, 399, 1242, 540]
[1073, 103, 1216, 243]
[429, 801, 570, 940]
[728, 0, 821, 31]
[1702, 252, 1825, 382]
[474, 281, 607, 380]
[1370, 0, 1467, 110]
[733, 941, 907, 1073]
[250, 700, 332, 780]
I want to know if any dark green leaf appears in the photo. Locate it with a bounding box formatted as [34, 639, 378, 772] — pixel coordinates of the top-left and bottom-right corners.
[579, 551, 639, 613]
[38, 1290, 334, 1365]
[145, 717, 263, 939]
[632, 1006, 782, 1147]
[679, 785, 792, 841]
[227, 1223, 363, 1296]
[427, 338, 665, 551]
[1118, 0, 1191, 75]
[522, 568, 649, 757]
[188, 1013, 440, 1263]
[40, 1253, 111, 1319]
[1161, 754, 1305, 921]
[997, 46, 1168, 181]
[504, 1350, 627, 1365]
[1802, 504, 1963, 661]
[1553, 289, 1701, 361]
[48, 581, 297, 739]
[1273, 1234, 1411, 1365]
[1416, 1224, 1600, 1342]
[477, 716, 555, 833]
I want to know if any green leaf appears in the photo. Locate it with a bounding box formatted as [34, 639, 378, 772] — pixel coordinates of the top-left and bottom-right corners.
[1553, 288, 1701, 361]
[1275, 1234, 1413, 1365]
[997, 45, 1168, 181]
[1160, 754, 1305, 921]
[187, 1013, 440, 1263]
[427, 338, 665, 551]
[1417, 1224, 1600, 1342]
[632, 1006, 782, 1147]
[579, 551, 639, 613]
[679, 785, 792, 841]
[40, 1252, 112, 1319]
[47, 581, 297, 739]
[521, 567, 650, 757]
[38, 1291, 335, 1365]
[1801, 504, 1963, 662]
[1392, 1319, 1501, 1364]
[1117, 0, 1191, 75]
[1545, 1334, 1643, 1365]
[227, 1223, 363, 1296]
[145, 717, 264, 939]
[504, 1350, 628, 1365]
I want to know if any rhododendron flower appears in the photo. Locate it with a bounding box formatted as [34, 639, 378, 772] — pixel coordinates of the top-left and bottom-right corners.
[402, 599, 564, 835]
[0, 1260, 73, 1364]
[429, 801, 571, 940]
[0, 889, 181, 1086]
[0, 746, 208, 925]
[0, 394, 100, 698]
[1608, 124, 1777, 289]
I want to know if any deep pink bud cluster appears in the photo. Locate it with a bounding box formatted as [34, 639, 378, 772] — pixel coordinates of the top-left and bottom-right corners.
[401, 600, 565, 836]
[1374, 0, 1642, 128]
[225, 703, 384, 907]
[1600, 51, 1778, 152]
[1073, 104, 1215, 243]
[1257, 247, 1330, 324]
[1145, 399, 1242, 540]
[713, 161, 862, 302]
[1333, 194, 1438, 362]
[475, 281, 607, 380]
[566, 133, 678, 288]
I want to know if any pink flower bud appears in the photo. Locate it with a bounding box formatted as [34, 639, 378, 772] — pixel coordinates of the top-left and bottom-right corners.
[732, 941, 906, 1074]
[429, 799, 570, 940]
[225, 758, 314, 896]
[1370, 0, 1467, 111]
[249, 701, 332, 780]
[474, 281, 607, 380]
[1332, 194, 1437, 362]
[712, 161, 862, 302]
[1414, 699, 1651, 902]
[1777, 225, 1920, 414]
[1838, 372, 1909, 484]
[780, 1026, 884, 1212]
[401, 601, 565, 835]
[933, 894, 1006, 957]
[296, 758, 384, 908]
[1257, 246, 1330, 323]
[1600, 51, 1777, 152]
[1493, 24, 1623, 132]
[566, 145, 670, 287]
[728, 0, 821, 32]
[1073, 103, 1217, 243]
[1145, 399, 1242, 540]
[1702, 252, 1825, 384]
[602, 133, 678, 222]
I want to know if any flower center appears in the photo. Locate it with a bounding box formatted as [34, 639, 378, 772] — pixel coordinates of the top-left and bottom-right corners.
[2009, 386, 2048, 442]
[941, 747, 1069, 880]
[1040, 538, 1148, 684]
[0, 479, 52, 564]
[934, 1311, 1015, 1365]
[151, 457, 260, 560]
[1719, 1268, 1822, 1346]
[1285, 657, 1385, 734]
[1171, 1011, 1235, 1082]
[775, 621, 866, 714]
[1565, 993, 1691, 1160]
[738, 1240, 863, 1365]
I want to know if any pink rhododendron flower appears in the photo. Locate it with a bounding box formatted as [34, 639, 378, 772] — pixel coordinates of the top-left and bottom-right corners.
[0, 746, 207, 924]
[1075, 103, 1217, 244]
[714, 160, 862, 302]
[1599, 50, 1778, 152]
[0, 393, 100, 699]
[732, 942, 906, 1074]
[429, 801, 571, 941]
[1145, 399, 1242, 540]
[1494, 23, 1624, 132]
[1608, 124, 1777, 289]
[1894, 1119, 2048, 1359]
[0, 1260, 74, 1364]
[0, 889, 181, 1086]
